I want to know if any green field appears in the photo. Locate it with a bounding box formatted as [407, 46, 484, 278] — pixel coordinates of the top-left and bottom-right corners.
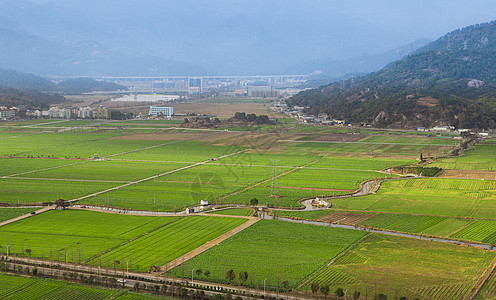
[431, 144, 496, 170]
[0, 208, 36, 222]
[331, 178, 496, 219]
[0, 210, 179, 262]
[91, 216, 247, 272]
[168, 220, 366, 289]
[0, 178, 119, 204]
[304, 234, 495, 299]
[13, 160, 189, 182]
[0, 158, 76, 177]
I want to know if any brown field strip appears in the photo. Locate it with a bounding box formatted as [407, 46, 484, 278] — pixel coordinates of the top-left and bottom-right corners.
[317, 211, 375, 225]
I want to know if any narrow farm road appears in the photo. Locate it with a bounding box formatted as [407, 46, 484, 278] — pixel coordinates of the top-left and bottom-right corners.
[0, 206, 53, 227]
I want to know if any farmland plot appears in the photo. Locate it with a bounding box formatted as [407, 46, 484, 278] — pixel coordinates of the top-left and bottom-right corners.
[168, 220, 366, 290]
[304, 234, 494, 300]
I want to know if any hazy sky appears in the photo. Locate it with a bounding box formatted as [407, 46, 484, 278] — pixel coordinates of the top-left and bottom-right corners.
[4, 0, 496, 75]
[30, 0, 495, 41]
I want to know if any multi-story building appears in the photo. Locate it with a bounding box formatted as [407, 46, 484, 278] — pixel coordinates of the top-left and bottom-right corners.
[78, 107, 94, 119]
[0, 110, 15, 119]
[149, 106, 174, 117]
[93, 106, 109, 119]
[48, 107, 71, 119]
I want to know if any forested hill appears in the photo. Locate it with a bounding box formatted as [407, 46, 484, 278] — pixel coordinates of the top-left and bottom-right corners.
[287, 21, 496, 129]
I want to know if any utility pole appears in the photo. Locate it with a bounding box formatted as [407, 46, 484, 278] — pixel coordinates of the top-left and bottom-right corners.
[271, 160, 279, 197]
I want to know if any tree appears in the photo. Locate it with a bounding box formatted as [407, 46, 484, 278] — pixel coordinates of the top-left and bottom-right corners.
[239, 271, 248, 285]
[225, 269, 236, 284]
[184, 118, 190, 124]
[320, 285, 330, 298]
[311, 282, 319, 294]
[353, 291, 361, 299]
[282, 280, 290, 293]
[375, 294, 387, 300]
[160, 284, 168, 295]
[335, 287, 344, 298]
[250, 198, 259, 206]
[204, 270, 210, 279]
[420, 153, 423, 161]
[195, 269, 203, 278]
[55, 198, 66, 210]
[25, 249, 32, 256]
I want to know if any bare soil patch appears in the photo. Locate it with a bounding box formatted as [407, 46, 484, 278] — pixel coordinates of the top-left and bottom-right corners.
[317, 211, 375, 226]
[312, 133, 365, 142]
[110, 132, 241, 142]
[437, 169, 496, 180]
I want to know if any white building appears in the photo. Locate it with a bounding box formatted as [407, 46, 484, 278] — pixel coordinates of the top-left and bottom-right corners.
[26, 110, 42, 118]
[78, 107, 94, 119]
[149, 106, 173, 117]
[48, 107, 71, 119]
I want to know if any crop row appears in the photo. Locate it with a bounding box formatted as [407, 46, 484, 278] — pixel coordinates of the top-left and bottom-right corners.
[308, 268, 354, 287]
[413, 283, 471, 300]
[451, 220, 496, 244]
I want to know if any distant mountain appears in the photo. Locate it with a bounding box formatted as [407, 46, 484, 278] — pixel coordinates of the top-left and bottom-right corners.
[287, 21, 496, 129]
[285, 39, 431, 80]
[0, 68, 56, 91]
[0, 27, 211, 76]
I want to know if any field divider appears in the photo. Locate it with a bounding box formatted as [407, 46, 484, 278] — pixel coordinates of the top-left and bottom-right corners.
[277, 139, 457, 146]
[161, 217, 259, 273]
[295, 232, 372, 290]
[466, 254, 496, 299]
[3, 177, 130, 184]
[2, 160, 93, 179]
[103, 131, 223, 159]
[68, 148, 250, 204]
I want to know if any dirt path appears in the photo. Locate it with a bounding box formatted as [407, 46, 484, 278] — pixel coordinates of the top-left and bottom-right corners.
[466, 255, 496, 300]
[161, 217, 259, 272]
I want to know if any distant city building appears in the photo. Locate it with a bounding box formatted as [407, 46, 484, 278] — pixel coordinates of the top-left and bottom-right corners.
[149, 106, 174, 117]
[188, 77, 203, 94]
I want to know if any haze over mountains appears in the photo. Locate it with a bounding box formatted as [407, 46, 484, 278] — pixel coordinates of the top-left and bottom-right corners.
[0, 0, 495, 77]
